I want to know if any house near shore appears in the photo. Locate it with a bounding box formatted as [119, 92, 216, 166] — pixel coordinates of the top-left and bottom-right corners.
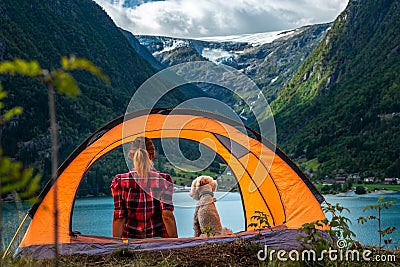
[347, 173, 360, 183]
[363, 177, 375, 184]
[335, 177, 347, 184]
[384, 178, 400, 185]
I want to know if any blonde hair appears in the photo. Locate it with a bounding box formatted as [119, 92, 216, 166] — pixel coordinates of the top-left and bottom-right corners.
[129, 137, 155, 179]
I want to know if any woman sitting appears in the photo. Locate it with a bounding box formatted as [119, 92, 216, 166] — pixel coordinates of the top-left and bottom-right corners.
[111, 137, 178, 239]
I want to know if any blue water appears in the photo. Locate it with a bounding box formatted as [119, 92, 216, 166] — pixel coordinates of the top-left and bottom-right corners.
[2, 192, 400, 249]
[324, 192, 400, 247]
[71, 191, 245, 238]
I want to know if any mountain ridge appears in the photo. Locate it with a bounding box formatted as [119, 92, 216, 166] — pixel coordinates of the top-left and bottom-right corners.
[0, 0, 189, 190]
[272, 0, 400, 178]
[136, 23, 331, 120]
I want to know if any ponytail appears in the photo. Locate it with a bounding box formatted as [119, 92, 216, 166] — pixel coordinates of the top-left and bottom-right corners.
[129, 137, 155, 180]
[132, 148, 153, 179]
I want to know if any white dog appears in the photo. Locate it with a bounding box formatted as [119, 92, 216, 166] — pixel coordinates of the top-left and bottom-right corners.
[189, 175, 233, 237]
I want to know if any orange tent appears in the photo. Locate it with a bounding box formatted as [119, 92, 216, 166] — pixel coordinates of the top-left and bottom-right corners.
[14, 108, 326, 258]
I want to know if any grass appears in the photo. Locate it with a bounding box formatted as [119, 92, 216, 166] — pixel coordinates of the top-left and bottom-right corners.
[361, 184, 400, 192]
[163, 162, 221, 187]
[168, 163, 238, 191]
[314, 183, 323, 191]
[299, 158, 320, 172]
[313, 183, 400, 193]
[1, 240, 263, 267]
[2, 241, 399, 267]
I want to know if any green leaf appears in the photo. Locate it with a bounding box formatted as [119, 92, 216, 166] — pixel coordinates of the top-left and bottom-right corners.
[377, 196, 385, 204]
[14, 59, 42, 76]
[3, 106, 23, 121]
[381, 227, 396, 236]
[53, 71, 81, 97]
[18, 172, 41, 199]
[0, 89, 8, 100]
[0, 59, 42, 76]
[1, 167, 32, 194]
[363, 204, 378, 211]
[330, 221, 339, 227]
[62, 56, 110, 85]
[0, 61, 17, 74]
[61, 56, 70, 69]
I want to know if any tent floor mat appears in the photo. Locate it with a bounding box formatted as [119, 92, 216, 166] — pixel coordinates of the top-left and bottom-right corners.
[15, 227, 328, 259]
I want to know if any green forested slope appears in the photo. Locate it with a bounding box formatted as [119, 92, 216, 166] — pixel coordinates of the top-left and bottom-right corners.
[272, 0, 400, 179]
[0, 0, 188, 193]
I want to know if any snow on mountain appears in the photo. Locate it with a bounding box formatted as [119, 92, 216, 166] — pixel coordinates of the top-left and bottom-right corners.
[201, 48, 236, 63]
[152, 39, 190, 56]
[136, 35, 250, 64]
[137, 27, 309, 66]
[136, 23, 331, 113]
[196, 29, 301, 45]
[134, 23, 330, 120]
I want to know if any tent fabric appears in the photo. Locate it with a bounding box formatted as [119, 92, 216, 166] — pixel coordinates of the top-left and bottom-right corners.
[15, 227, 328, 259]
[17, 108, 326, 256]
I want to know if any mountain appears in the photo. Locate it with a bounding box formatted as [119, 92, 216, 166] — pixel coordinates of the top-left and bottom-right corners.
[120, 28, 164, 70]
[272, 0, 400, 179]
[135, 35, 248, 66]
[137, 23, 331, 111]
[0, 0, 191, 192]
[107, 0, 162, 8]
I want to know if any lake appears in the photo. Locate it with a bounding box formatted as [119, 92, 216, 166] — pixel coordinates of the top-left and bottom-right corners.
[71, 191, 245, 239]
[2, 191, 400, 249]
[324, 191, 400, 247]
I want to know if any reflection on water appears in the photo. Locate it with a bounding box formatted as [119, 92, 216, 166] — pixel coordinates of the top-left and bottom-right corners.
[2, 192, 400, 249]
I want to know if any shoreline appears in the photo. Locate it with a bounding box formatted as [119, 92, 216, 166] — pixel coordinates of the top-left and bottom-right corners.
[324, 189, 400, 197]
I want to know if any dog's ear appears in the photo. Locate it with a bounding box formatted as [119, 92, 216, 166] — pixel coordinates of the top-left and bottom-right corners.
[189, 177, 200, 200]
[211, 179, 218, 192]
[199, 176, 208, 186]
[195, 176, 203, 187]
[200, 176, 215, 186]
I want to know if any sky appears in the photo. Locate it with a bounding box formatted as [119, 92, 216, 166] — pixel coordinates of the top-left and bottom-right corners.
[94, 0, 349, 38]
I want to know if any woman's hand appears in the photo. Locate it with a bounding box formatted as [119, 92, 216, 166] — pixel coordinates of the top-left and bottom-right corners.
[112, 217, 126, 238]
[162, 210, 178, 238]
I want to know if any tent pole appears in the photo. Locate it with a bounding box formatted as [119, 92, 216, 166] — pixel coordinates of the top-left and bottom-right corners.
[2, 212, 29, 260]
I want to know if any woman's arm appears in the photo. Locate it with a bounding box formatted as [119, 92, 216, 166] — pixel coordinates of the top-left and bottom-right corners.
[111, 176, 127, 238]
[162, 210, 178, 238]
[112, 217, 126, 238]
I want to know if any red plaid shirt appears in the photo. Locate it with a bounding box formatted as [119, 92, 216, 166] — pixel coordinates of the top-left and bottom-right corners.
[110, 170, 174, 239]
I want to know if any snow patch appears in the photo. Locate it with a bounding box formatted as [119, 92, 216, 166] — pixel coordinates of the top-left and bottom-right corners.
[153, 39, 189, 55]
[270, 76, 279, 84]
[196, 29, 299, 45]
[201, 48, 235, 63]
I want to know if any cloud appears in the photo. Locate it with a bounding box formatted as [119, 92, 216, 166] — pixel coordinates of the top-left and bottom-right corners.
[94, 0, 348, 38]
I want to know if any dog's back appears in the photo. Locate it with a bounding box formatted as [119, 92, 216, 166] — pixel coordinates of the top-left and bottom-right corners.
[190, 176, 232, 237]
[196, 192, 223, 236]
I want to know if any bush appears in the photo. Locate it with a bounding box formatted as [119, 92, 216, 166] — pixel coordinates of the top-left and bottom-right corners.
[355, 186, 366, 195]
